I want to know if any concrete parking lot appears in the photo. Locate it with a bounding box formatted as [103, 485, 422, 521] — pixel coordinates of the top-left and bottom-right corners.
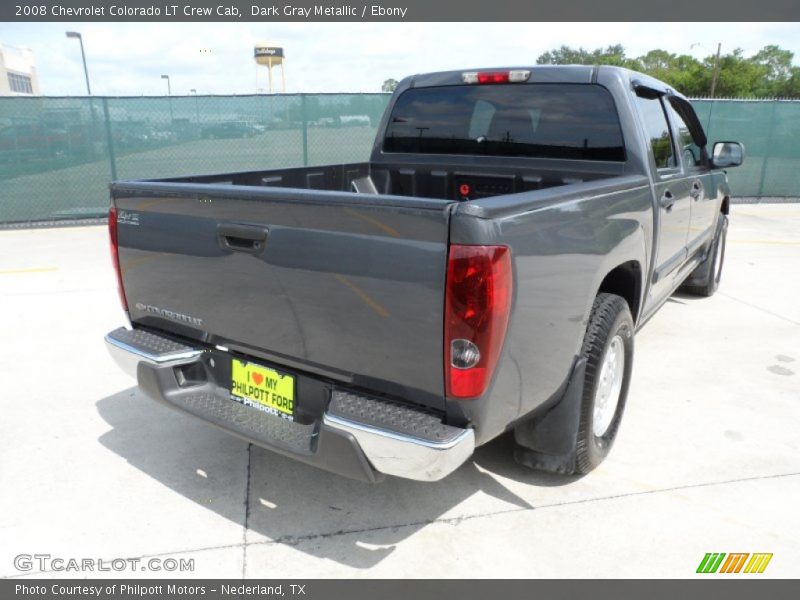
[1, 204, 798, 578]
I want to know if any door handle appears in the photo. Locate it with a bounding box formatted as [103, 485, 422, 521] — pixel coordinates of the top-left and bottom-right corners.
[659, 190, 675, 211]
[217, 223, 268, 254]
[690, 181, 703, 200]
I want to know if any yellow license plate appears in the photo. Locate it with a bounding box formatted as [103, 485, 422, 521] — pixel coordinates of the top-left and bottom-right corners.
[230, 358, 295, 419]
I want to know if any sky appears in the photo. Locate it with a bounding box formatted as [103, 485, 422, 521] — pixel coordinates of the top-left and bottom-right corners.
[1, 22, 799, 96]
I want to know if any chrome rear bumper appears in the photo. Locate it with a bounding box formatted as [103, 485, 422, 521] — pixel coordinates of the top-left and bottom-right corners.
[105, 327, 473, 482]
[323, 413, 474, 482]
[105, 327, 203, 378]
[323, 390, 475, 482]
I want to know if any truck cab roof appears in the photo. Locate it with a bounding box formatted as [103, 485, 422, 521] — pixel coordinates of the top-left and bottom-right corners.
[403, 64, 687, 102]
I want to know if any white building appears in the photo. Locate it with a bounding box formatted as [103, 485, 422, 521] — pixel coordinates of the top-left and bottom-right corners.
[0, 43, 41, 96]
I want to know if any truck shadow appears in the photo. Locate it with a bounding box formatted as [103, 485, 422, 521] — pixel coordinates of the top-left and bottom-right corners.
[96, 387, 579, 570]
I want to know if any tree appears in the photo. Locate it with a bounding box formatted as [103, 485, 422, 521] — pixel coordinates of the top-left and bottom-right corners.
[537, 45, 594, 65]
[711, 49, 767, 97]
[537, 44, 633, 68]
[534, 44, 800, 98]
[774, 68, 800, 98]
[751, 45, 794, 82]
[632, 50, 708, 95]
[381, 78, 399, 92]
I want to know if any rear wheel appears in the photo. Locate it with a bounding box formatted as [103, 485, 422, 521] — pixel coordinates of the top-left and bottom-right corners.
[574, 293, 635, 474]
[681, 213, 728, 297]
[513, 292, 634, 475]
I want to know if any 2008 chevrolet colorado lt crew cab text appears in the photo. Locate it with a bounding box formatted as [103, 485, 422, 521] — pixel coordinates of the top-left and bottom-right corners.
[104, 66, 743, 482]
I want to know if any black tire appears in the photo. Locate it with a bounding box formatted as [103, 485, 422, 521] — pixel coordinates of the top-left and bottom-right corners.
[574, 293, 635, 474]
[681, 213, 728, 297]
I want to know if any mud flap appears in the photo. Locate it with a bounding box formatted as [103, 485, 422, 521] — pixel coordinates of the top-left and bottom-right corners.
[681, 240, 715, 288]
[681, 215, 723, 290]
[513, 358, 586, 475]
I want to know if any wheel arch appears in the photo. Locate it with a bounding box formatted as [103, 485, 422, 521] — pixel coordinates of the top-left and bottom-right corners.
[597, 260, 643, 323]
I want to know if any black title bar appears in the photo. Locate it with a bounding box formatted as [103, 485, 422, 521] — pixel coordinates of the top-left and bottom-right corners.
[4, 0, 800, 22]
[5, 580, 800, 600]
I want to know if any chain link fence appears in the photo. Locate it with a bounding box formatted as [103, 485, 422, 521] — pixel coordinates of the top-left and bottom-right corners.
[0, 94, 798, 224]
[692, 98, 800, 200]
[0, 93, 389, 224]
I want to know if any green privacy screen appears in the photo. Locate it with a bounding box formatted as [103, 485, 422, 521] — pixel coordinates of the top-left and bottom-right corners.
[0, 94, 388, 224]
[692, 99, 800, 200]
[0, 94, 797, 224]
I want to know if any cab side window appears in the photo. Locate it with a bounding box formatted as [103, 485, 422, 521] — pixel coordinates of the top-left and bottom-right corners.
[665, 100, 705, 169]
[635, 95, 675, 170]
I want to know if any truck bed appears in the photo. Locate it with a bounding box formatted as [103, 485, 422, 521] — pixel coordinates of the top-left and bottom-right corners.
[111, 158, 627, 416]
[154, 161, 621, 202]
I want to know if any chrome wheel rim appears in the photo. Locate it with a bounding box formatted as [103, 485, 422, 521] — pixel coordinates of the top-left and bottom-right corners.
[592, 335, 625, 437]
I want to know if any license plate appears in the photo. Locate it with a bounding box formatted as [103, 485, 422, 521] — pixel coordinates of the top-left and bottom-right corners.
[230, 358, 295, 420]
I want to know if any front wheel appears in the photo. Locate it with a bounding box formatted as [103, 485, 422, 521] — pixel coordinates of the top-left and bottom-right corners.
[574, 293, 635, 474]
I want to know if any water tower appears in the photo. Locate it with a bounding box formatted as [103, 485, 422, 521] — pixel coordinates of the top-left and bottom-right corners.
[253, 42, 285, 93]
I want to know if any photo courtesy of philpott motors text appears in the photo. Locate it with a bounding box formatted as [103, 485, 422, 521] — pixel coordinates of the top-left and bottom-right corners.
[2, 0, 800, 592]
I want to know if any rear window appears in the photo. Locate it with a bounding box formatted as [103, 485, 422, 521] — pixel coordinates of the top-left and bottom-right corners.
[383, 83, 625, 161]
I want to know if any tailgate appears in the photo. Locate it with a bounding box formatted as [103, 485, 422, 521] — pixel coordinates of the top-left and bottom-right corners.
[112, 183, 453, 409]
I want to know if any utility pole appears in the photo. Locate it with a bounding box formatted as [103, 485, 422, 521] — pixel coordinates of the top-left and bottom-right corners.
[691, 42, 723, 98]
[710, 43, 722, 99]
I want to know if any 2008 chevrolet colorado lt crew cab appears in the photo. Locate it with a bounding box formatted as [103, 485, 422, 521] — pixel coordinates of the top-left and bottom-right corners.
[104, 66, 743, 482]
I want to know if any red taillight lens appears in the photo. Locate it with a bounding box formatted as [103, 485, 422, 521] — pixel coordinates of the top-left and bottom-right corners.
[108, 206, 128, 311]
[445, 245, 512, 399]
[477, 72, 510, 84]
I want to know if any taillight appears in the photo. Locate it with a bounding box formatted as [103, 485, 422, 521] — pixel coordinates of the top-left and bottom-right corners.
[108, 206, 128, 311]
[462, 70, 530, 84]
[445, 245, 512, 399]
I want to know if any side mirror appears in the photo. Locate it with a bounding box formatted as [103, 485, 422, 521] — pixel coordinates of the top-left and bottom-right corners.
[711, 141, 744, 168]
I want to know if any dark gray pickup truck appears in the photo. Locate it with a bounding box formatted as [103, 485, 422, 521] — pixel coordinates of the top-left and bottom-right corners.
[105, 66, 743, 482]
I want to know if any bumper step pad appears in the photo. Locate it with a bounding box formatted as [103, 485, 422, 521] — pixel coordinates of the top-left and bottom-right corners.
[328, 390, 463, 445]
[106, 326, 200, 359]
[163, 389, 315, 454]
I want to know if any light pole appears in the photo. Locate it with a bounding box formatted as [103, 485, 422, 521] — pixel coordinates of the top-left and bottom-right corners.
[691, 42, 722, 98]
[161, 74, 174, 123]
[190, 88, 199, 123]
[66, 31, 97, 158]
[66, 31, 91, 95]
